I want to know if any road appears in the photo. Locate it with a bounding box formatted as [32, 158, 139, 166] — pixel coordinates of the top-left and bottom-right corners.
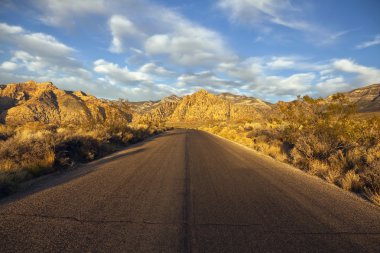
[0, 129, 379, 252]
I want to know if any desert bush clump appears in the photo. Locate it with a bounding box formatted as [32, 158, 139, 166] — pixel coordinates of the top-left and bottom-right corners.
[365, 188, 380, 206]
[275, 96, 380, 198]
[0, 129, 55, 174]
[199, 95, 380, 206]
[0, 124, 15, 141]
[341, 170, 362, 192]
[0, 127, 56, 194]
[0, 119, 167, 195]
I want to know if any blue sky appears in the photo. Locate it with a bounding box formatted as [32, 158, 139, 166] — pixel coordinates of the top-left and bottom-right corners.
[0, 0, 379, 102]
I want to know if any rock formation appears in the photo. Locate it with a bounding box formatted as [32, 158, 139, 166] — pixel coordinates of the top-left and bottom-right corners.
[333, 84, 380, 112]
[0, 80, 132, 126]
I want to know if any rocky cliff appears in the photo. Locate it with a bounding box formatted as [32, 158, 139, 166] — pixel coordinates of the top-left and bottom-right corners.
[338, 84, 380, 112]
[129, 89, 271, 123]
[131, 95, 181, 124]
[0, 80, 132, 126]
[166, 90, 266, 122]
[3, 81, 377, 127]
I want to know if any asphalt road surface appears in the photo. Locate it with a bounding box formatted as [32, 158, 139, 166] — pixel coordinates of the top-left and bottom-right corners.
[0, 129, 379, 252]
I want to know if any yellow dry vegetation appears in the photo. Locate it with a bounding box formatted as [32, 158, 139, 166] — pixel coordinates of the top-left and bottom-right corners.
[199, 95, 380, 206]
[0, 121, 167, 195]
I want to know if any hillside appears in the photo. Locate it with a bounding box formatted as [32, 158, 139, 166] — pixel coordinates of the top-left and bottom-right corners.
[132, 90, 269, 124]
[0, 80, 132, 126]
[2, 81, 379, 127]
[130, 95, 181, 124]
[328, 83, 380, 112]
[217, 92, 272, 110]
[168, 90, 231, 122]
[130, 83, 380, 124]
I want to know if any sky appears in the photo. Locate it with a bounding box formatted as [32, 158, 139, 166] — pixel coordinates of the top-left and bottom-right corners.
[0, 0, 379, 102]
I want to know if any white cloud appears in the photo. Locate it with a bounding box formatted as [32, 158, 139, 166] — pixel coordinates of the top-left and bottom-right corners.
[104, 2, 237, 67]
[93, 59, 151, 85]
[0, 22, 77, 69]
[217, 0, 349, 45]
[92, 59, 183, 100]
[34, 0, 107, 26]
[333, 59, 380, 84]
[356, 34, 380, 49]
[266, 56, 328, 71]
[0, 61, 18, 71]
[109, 15, 147, 53]
[316, 76, 350, 96]
[144, 26, 235, 66]
[177, 71, 240, 89]
[320, 30, 352, 46]
[217, 58, 263, 82]
[0, 22, 95, 95]
[267, 57, 296, 69]
[139, 63, 175, 77]
[124, 8, 236, 67]
[216, 57, 323, 98]
[0, 23, 24, 34]
[217, 0, 312, 31]
[17, 33, 74, 58]
[253, 73, 315, 96]
[93, 60, 183, 101]
[36, 0, 236, 68]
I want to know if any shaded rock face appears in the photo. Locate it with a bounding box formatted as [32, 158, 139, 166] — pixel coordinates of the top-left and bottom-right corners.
[327, 84, 380, 112]
[345, 84, 380, 112]
[0, 81, 132, 125]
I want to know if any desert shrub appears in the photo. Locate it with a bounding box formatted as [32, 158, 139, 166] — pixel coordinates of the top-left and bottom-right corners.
[0, 129, 56, 195]
[340, 170, 362, 192]
[54, 135, 102, 167]
[0, 119, 167, 195]
[308, 159, 330, 177]
[0, 131, 55, 174]
[276, 96, 380, 196]
[324, 168, 342, 185]
[199, 95, 380, 206]
[0, 169, 30, 195]
[0, 124, 15, 141]
[365, 188, 380, 206]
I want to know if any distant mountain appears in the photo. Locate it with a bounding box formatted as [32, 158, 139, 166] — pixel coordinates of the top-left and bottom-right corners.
[166, 90, 267, 122]
[132, 95, 181, 123]
[0, 80, 132, 126]
[3, 81, 378, 127]
[328, 83, 380, 112]
[129, 95, 181, 113]
[129, 90, 271, 123]
[217, 92, 272, 110]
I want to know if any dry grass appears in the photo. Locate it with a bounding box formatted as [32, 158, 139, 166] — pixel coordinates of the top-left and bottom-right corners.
[324, 169, 342, 185]
[365, 188, 380, 206]
[198, 95, 380, 206]
[340, 171, 362, 191]
[308, 160, 330, 177]
[0, 121, 167, 196]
